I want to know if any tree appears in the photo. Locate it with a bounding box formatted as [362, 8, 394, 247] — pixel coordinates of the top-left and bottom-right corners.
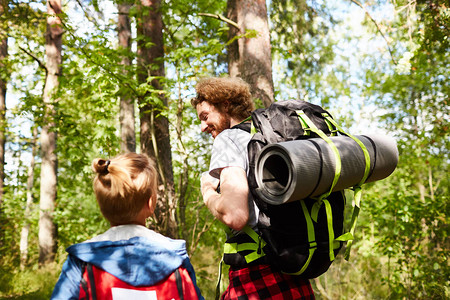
[0, 1, 446, 298]
[351, 0, 449, 297]
[39, 0, 62, 265]
[118, 0, 136, 153]
[227, 0, 274, 107]
[20, 126, 38, 269]
[136, 0, 177, 238]
[269, 0, 342, 106]
[0, 0, 8, 243]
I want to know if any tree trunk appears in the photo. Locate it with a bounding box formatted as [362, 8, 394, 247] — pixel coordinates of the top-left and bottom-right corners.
[136, 0, 177, 238]
[20, 126, 38, 270]
[0, 0, 7, 248]
[227, 0, 274, 107]
[39, 0, 62, 265]
[118, 1, 136, 153]
[174, 73, 189, 242]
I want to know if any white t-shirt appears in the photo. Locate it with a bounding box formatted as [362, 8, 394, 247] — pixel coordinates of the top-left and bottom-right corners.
[208, 127, 259, 234]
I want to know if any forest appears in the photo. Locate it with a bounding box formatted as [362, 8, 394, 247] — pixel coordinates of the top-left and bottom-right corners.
[0, 0, 448, 299]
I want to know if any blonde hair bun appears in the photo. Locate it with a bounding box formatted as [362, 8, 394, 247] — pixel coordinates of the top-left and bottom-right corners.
[92, 158, 110, 175]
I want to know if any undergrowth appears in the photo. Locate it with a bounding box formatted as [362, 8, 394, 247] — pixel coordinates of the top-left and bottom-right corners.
[0, 263, 61, 299]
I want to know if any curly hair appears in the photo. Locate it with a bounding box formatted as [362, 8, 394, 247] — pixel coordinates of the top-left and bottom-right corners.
[92, 153, 158, 226]
[191, 77, 254, 120]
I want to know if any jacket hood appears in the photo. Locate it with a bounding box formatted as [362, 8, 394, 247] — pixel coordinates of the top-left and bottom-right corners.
[66, 231, 187, 286]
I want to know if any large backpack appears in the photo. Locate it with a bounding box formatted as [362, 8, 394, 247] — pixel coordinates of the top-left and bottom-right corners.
[79, 263, 198, 300]
[224, 100, 370, 278]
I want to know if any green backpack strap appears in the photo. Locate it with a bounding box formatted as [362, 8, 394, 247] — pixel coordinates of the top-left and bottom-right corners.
[240, 116, 257, 135]
[321, 113, 372, 260]
[284, 199, 317, 276]
[223, 226, 266, 264]
[297, 110, 342, 200]
[217, 226, 267, 298]
[285, 198, 345, 276]
[324, 116, 339, 136]
[321, 113, 371, 185]
[296, 110, 344, 263]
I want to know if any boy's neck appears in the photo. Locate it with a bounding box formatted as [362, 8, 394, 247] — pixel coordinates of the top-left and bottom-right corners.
[111, 220, 146, 227]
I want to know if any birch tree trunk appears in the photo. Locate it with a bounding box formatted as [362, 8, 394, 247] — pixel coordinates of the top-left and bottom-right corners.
[39, 0, 62, 265]
[136, 0, 177, 238]
[118, 1, 136, 153]
[20, 126, 38, 269]
[0, 0, 8, 233]
[227, 0, 274, 107]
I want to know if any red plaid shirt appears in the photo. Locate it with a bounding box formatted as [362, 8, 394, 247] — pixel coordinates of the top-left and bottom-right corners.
[221, 264, 315, 300]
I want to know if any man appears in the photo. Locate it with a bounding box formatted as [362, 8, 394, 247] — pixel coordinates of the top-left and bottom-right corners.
[192, 76, 315, 299]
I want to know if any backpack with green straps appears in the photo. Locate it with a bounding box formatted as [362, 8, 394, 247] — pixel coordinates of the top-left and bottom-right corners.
[223, 99, 373, 278]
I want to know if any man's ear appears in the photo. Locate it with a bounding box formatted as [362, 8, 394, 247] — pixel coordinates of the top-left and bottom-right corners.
[223, 100, 230, 111]
[218, 100, 228, 114]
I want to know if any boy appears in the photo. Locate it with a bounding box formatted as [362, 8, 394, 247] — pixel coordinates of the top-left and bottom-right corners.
[51, 153, 203, 299]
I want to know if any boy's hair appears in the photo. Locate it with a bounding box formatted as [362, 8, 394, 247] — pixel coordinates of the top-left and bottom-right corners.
[92, 153, 158, 225]
[191, 77, 255, 120]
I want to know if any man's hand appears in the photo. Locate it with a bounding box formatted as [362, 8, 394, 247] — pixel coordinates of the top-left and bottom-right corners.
[200, 167, 249, 231]
[200, 172, 220, 205]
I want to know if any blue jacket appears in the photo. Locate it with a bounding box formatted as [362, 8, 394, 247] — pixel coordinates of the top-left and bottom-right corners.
[51, 225, 204, 299]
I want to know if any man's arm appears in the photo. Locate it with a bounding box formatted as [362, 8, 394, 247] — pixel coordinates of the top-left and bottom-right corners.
[201, 167, 249, 231]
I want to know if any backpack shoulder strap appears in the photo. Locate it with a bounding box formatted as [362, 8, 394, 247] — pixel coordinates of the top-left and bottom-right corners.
[231, 117, 251, 133]
[174, 268, 184, 300]
[79, 262, 89, 300]
[80, 262, 97, 300]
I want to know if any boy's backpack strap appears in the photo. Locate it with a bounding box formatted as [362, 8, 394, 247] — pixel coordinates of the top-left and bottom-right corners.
[87, 264, 97, 300]
[88, 264, 98, 300]
[80, 262, 98, 300]
[175, 268, 184, 300]
[79, 262, 89, 300]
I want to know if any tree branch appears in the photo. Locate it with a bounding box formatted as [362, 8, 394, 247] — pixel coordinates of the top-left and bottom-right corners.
[74, 0, 102, 28]
[18, 46, 47, 73]
[59, 20, 140, 97]
[349, 0, 397, 65]
[198, 13, 240, 30]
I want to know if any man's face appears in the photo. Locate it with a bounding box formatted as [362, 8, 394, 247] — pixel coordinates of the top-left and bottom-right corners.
[196, 101, 230, 139]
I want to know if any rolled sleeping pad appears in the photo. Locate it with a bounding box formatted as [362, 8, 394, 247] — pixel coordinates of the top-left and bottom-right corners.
[254, 134, 399, 205]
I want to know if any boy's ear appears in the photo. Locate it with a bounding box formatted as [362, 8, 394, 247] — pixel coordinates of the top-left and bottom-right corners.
[148, 195, 156, 216]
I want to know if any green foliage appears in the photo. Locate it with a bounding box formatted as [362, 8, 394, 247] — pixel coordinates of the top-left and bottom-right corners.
[355, 0, 449, 298]
[161, 0, 233, 254]
[0, 263, 60, 299]
[362, 145, 449, 298]
[0, 0, 448, 298]
[270, 0, 346, 105]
